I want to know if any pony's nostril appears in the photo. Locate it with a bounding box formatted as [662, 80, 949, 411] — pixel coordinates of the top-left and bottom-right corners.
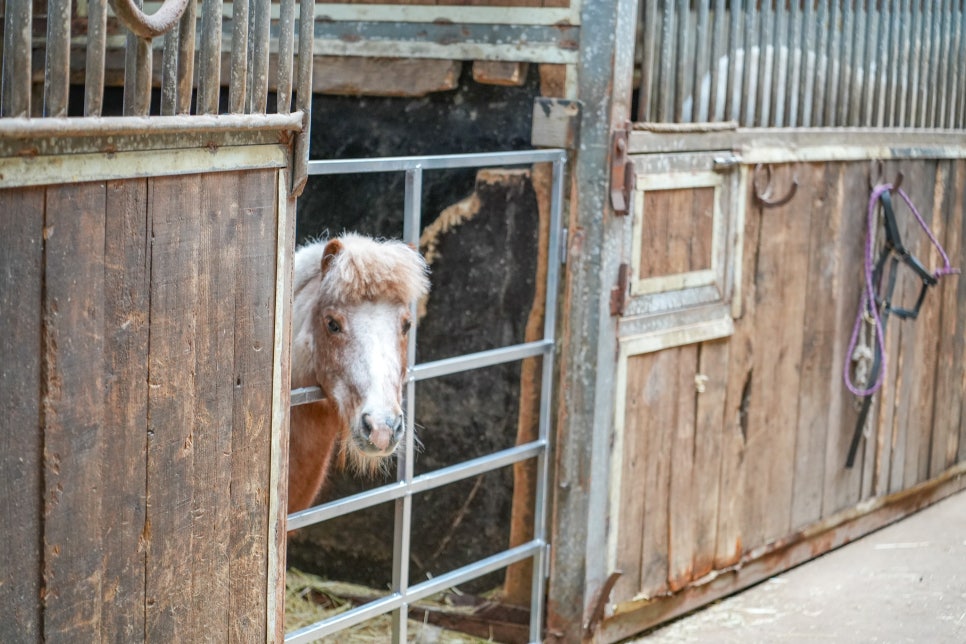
[391, 416, 405, 439]
[361, 412, 374, 438]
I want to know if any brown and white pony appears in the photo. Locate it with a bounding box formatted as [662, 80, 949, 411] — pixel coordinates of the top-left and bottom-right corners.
[288, 233, 429, 513]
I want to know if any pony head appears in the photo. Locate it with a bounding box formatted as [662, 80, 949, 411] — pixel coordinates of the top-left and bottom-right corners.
[311, 233, 429, 474]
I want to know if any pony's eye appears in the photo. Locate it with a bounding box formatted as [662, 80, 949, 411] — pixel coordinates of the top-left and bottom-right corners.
[401, 319, 412, 335]
[326, 316, 342, 333]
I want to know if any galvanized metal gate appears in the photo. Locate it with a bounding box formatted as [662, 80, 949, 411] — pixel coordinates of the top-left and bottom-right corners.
[286, 148, 567, 643]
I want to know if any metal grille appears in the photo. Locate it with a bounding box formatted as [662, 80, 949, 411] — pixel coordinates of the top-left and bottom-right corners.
[635, 0, 966, 129]
[286, 149, 567, 644]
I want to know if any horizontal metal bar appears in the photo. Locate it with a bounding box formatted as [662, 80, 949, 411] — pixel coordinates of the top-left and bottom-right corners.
[410, 340, 552, 383]
[0, 112, 304, 139]
[307, 149, 567, 175]
[287, 439, 546, 530]
[291, 340, 552, 407]
[284, 540, 544, 643]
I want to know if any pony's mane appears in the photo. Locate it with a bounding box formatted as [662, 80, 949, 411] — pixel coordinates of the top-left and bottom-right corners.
[297, 232, 429, 306]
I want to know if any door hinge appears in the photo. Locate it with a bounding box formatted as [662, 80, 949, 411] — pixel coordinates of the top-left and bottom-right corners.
[609, 262, 630, 316]
[610, 126, 635, 216]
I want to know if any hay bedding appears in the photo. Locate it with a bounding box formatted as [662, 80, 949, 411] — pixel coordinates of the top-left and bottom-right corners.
[285, 568, 496, 643]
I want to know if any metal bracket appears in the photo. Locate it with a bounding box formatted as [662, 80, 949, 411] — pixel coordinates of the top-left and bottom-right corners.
[609, 262, 630, 316]
[610, 126, 634, 216]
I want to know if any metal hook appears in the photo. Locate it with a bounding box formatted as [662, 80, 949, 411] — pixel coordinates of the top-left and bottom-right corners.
[869, 159, 903, 193]
[753, 163, 799, 209]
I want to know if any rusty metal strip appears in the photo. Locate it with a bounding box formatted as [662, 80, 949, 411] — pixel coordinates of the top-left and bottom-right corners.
[229, 0, 250, 113]
[276, 0, 296, 115]
[197, 0, 224, 114]
[160, 22, 181, 115]
[1, 0, 32, 117]
[44, 0, 72, 116]
[84, 0, 109, 116]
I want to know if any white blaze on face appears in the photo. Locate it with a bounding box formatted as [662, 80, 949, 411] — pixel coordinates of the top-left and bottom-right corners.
[342, 301, 406, 455]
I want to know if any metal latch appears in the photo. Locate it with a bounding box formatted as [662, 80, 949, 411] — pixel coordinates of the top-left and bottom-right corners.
[609, 263, 630, 316]
[610, 127, 635, 216]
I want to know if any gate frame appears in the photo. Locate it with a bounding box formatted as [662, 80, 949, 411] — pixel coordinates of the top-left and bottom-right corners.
[285, 148, 568, 644]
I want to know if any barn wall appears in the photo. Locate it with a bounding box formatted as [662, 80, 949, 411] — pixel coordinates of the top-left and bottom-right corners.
[0, 168, 285, 641]
[603, 157, 966, 638]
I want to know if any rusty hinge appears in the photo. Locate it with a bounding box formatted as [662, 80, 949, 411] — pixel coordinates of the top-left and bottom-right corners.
[609, 262, 629, 316]
[610, 126, 635, 216]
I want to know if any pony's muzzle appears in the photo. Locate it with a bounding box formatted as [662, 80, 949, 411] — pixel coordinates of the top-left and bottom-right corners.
[358, 412, 404, 455]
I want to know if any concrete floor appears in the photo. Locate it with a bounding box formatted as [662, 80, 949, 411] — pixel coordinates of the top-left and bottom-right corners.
[634, 490, 966, 643]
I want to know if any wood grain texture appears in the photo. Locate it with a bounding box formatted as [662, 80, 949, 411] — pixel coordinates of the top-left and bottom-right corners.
[145, 173, 201, 641]
[101, 179, 150, 641]
[229, 168, 278, 642]
[667, 344, 698, 592]
[42, 182, 107, 641]
[0, 187, 45, 641]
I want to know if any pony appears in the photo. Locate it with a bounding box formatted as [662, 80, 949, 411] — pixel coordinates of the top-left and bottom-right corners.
[288, 233, 430, 513]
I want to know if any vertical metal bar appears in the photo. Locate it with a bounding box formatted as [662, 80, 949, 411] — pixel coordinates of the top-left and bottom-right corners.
[291, 0, 315, 196]
[852, 0, 870, 126]
[836, 0, 854, 125]
[955, 2, 966, 128]
[772, 0, 789, 127]
[248, 0, 271, 113]
[885, 0, 902, 127]
[175, 0, 195, 114]
[756, 0, 774, 127]
[197, 0, 224, 114]
[905, 0, 922, 126]
[926, 0, 943, 128]
[657, 0, 676, 121]
[791, 0, 820, 127]
[636, 0, 659, 121]
[811, 0, 829, 127]
[160, 21, 181, 115]
[2, 0, 32, 117]
[122, 9, 152, 118]
[897, 0, 912, 126]
[693, 0, 711, 122]
[871, 0, 888, 127]
[825, 1, 842, 126]
[230, 0, 250, 113]
[741, 3, 758, 126]
[786, 0, 802, 127]
[934, 0, 949, 128]
[84, 0, 108, 116]
[726, 0, 744, 123]
[44, 0, 71, 116]
[529, 155, 565, 643]
[708, 0, 727, 122]
[392, 167, 422, 644]
[277, 0, 296, 114]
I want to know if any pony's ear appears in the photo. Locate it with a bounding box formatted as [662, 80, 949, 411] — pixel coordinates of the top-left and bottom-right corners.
[321, 239, 343, 276]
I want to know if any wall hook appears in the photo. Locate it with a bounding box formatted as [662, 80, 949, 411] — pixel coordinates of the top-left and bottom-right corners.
[869, 159, 904, 193]
[753, 163, 799, 208]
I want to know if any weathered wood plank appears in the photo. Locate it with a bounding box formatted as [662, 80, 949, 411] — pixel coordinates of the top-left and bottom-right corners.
[715, 178, 760, 570]
[639, 189, 671, 280]
[667, 344, 698, 592]
[0, 187, 45, 641]
[791, 162, 836, 529]
[691, 339, 728, 580]
[145, 174, 200, 641]
[637, 347, 676, 598]
[665, 188, 694, 277]
[100, 179, 150, 641]
[188, 172, 240, 637]
[229, 168, 278, 641]
[741, 162, 810, 548]
[689, 187, 714, 273]
[612, 352, 653, 602]
[42, 182, 107, 641]
[823, 162, 868, 514]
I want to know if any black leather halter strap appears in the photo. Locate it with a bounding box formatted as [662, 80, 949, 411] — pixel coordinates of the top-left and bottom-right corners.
[846, 190, 939, 468]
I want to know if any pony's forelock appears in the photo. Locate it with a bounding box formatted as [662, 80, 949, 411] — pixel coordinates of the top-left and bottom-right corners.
[313, 232, 429, 307]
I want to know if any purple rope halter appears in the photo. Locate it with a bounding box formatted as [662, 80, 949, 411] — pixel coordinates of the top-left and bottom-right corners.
[843, 184, 959, 397]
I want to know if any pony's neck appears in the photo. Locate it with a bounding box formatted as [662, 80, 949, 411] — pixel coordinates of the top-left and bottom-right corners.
[288, 399, 344, 513]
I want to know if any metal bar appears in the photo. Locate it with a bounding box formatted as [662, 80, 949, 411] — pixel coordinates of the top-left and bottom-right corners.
[708, 0, 727, 122]
[799, 0, 816, 127]
[291, 0, 315, 195]
[740, 2, 758, 126]
[285, 541, 544, 643]
[905, 0, 922, 126]
[276, 0, 296, 114]
[940, 0, 958, 128]
[122, 30, 152, 116]
[160, 21, 181, 115]
[84, 0, 108, 116]
[825, 1, 843, 126]
[230, 0, 250, 113]
[757, 0, 774, 126]
[1, 0, 32, 117]
[410, 340, 553, 383]
[957, 3, 966, 127]
[811, 0, 830, 127]
[44, 0, 71, 116]
[886, 0, 903, 127]
[249, 0, 271, 113]
[636, 0, 659, 121]
[286, 440, 546, 530]
[852, 0, 871, 126]
[929, 0, 946, 128]
[785, 0, 802, 127]
[693, 0, 711, 122]
[674, 0, 691, 122]
[726, 0, 744, 123]
[657, 0, 676, 122]
[922, 0, 938, 128]
[307, 149, 566, 175]
[197, 0, 224, 114]
[897, 0, 912, 127]
[872, 0, 889, 128]
[837, 0, 854, 126]
[175, 0, 195, 114]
